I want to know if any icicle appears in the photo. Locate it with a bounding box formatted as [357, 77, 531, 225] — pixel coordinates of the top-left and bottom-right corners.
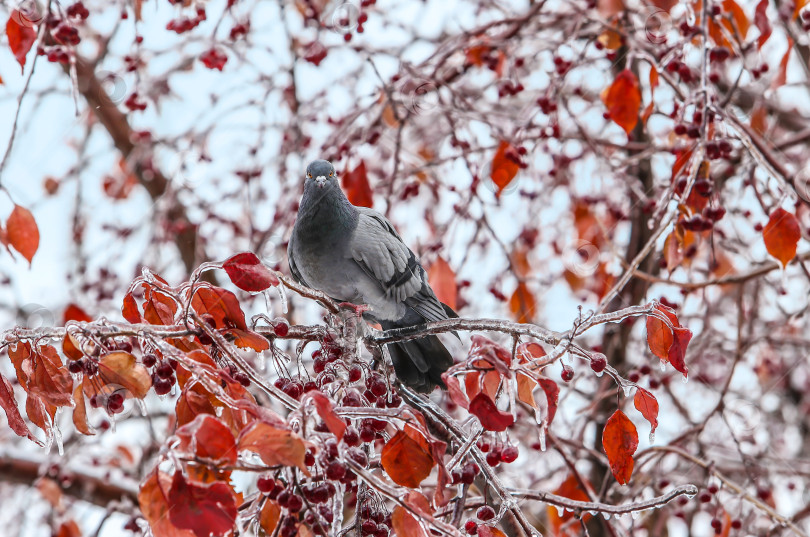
[649, 431, 655, 444]
[135, 398, 148, 417]
[631, 511, 640, 520]
[602, 512, 612, 520]
[681, 375, 689, 384]
[257, 352, 266, 371]
[263, 289, 273, 313]
[594, 369, 604, 378]
[554, 505, 564, 517]
[110, 413, 117, 433]
[587, 510, 598, 517]
[659, 360, 667, 372]
[538, 425, 547, 451]
[622, 385, 634, 397]
[277, 284, 288, 314]
[53, 420, 64, 456]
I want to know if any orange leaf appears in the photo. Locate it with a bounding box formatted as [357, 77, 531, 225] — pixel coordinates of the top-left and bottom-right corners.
[603, 69, 641, 136]
[238, 421, 310, 475]
[6, 12, 37, 72]
[763, 208, 801, 267]
[547, 474, 592, 532]
[342, 161, 374, 208]
[309, 390, 347, 441]
[55, 520, 81, 537]
[6, 205, 39, 264]
[795, 0, 810, 18]
[516, 373, 537, 409]
[224, 329, 270, 352]
[122, 292, 142, 323]
[139, 471, 196, 537]
[428, 256, 457, 310]
[260, 500, 282, 534]
[770, 38, 793, 91]
[191, 286, 247, 330]
[633, 387, 659, 438]
[468, 392, 514, 432]
[98, 351, 152, 399]
[490, 141, 520, 197]
[31, 345, 72, 408]
[646, 305, 676, 360]
[597, 0, 625, 17]
[602, 410, 638, 485]
[381, 425, 435, 488]
[167, 471, 237, 537]
[441, 373, 469, 409]
[722, 0, 750, 39]
[392, 505, 428, 537]
[508, 281, 535, 324]
[72, 384, 94, 436]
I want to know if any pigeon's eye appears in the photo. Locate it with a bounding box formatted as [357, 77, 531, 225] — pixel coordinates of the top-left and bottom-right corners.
[329, 171, 333, 177]
[307, 173, 312, 178]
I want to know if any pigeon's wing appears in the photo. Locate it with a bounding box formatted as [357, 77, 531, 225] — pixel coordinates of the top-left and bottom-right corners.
[286, 232, 311, 288]
[351, 208, 447, 323]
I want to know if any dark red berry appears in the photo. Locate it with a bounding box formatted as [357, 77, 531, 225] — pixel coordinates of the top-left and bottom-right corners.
[257, 476, 275, 493]
[464, 520, 478, 535]
[476, 506, 495, 521]
[500, 445, 519, 463]
[561, 365, 574, 382]
[142, 353, 157, 367]
[590, 354, 607, 373]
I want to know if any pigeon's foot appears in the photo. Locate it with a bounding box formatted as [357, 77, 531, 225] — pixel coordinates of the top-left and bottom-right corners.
[338, 302, 370, 317]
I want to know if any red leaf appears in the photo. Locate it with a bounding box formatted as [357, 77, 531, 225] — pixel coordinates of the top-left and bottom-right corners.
[224, 328, 270, 352]
[139, 471, 196, 537]
[646, 305, 676, 360]
[6, 205, 39, 264]
[222, 252, 279, 292]
[547, 474, 592, 532]
[342, 161, 373, 208]
[754, 0, 772, 49]
[468, 392, 514, 432]
[176, 414, 238, 465]
[770, 38, 793, 90]
[122, 292, 142, 323]
[72, 384, 93, 436]
[309, 390, 347, 441]
[98, 351, 152, 399]
[167, 471, 237, 537]
[31, 345, 73, 408]
[0, 372, 40, 444]
[259, 500, 282, 534]
[603, 69, 641, 136]
[442, 373, 469, 409]
[490, 141, 520, 197]
[602, 410, 638, 485]
[63, 304, 91, 324]
[668, 326, 691, 377]
[6, 12, 37, 72]
[427, 256, 457, 310]
[763, 208, 801, 267]
[633, 387, 659, 437]
[381, 425, 435, 488]
[191, 286, 247, 330]
[537, 378, 560, 425]
[391, 505, 428, 537]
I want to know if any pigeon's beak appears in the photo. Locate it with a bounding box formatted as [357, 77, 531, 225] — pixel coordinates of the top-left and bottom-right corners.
[315, 176, 327, 188]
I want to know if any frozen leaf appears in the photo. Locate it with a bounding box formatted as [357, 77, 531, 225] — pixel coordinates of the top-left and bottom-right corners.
[6, 205, 39, 264]
[309, 390, 346, 441]
[239, 421, 310, 474]
[224, 329, 270, 352]
[722, 0, 750, 38]
[646, 304, 691, 377]
[55, 520, 80, 537]
[428, 256, 457, 310]
[260, 500, 281, 534]
[0, 372, 40, 444]
[72, 384, 93, 436]
[468, 392, 514, 432]
[6, 12, 37, 72]
[139, 471, 196, 537]
[509, 281, 535, 324]
[754, 0, 772, 49]
[342, 161, 373, 208]
[648, 0, 678, 11]
[547, 474, 592, 532]
[602, 410, 638, 485]
[98, 351, 152, 399]
[770, 38, 793, 91]
[603, 69, 640, 136]
[122, 292, 142, 323]
[538, 378, 559, 425]
[143, 288, 178, 326]
[381, 425, 435, 488]
[597, 0, 625, 17]
[222, 252, 278, 292]
[191, 286, 247, 330]
[32, 345, 73, 408]
[392, 505, 428, 537]
[516, 373, 537, 409]
[167, 471, 237, 537]
[633, 387, 659, 437]
[176, 414, 237, 465]
[763, 208, 800, 268]
[441, 373, 469, 409]
[490, 141, 520, 197]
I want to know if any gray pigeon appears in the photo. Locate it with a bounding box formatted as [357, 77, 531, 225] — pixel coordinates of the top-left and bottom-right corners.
[288, 159, 456, 392]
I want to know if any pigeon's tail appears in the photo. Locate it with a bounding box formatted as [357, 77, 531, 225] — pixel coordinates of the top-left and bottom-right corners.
[386, 335, 454, 393]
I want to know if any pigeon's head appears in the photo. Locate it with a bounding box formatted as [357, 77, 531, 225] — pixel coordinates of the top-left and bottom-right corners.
[306, 159, 338, 189]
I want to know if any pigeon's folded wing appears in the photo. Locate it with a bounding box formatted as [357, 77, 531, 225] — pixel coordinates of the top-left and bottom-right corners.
[287, 232, 311, 288]
[350, 208, 447, 322]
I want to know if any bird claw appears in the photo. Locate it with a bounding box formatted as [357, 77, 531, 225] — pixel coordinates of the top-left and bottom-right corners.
[338, 302, 370, 316]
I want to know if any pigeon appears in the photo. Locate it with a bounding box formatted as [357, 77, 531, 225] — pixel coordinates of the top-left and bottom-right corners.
[288, 159, 456, 392]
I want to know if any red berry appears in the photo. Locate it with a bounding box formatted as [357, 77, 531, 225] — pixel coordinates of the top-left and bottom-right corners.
[326, 461, 347, 480]
[500, 446, 519, 463]
[361, 521, 377, 535]
[590, 354, 607, 373]
[476, 506, 495, 521]
[348, 366, 362, 382]
[561, 365, 574, 382]
[257, 476, 276, 493]
[156, 361, 174, 379]
[286, 494, 303, 513]
[200, 48, 228, 71]
[142, 353, 157, 367]
[464, 520, 478, 535]
[68, 360, 84, 374]
[273, 319, 290, 337]
[154, 379, 172, 395]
